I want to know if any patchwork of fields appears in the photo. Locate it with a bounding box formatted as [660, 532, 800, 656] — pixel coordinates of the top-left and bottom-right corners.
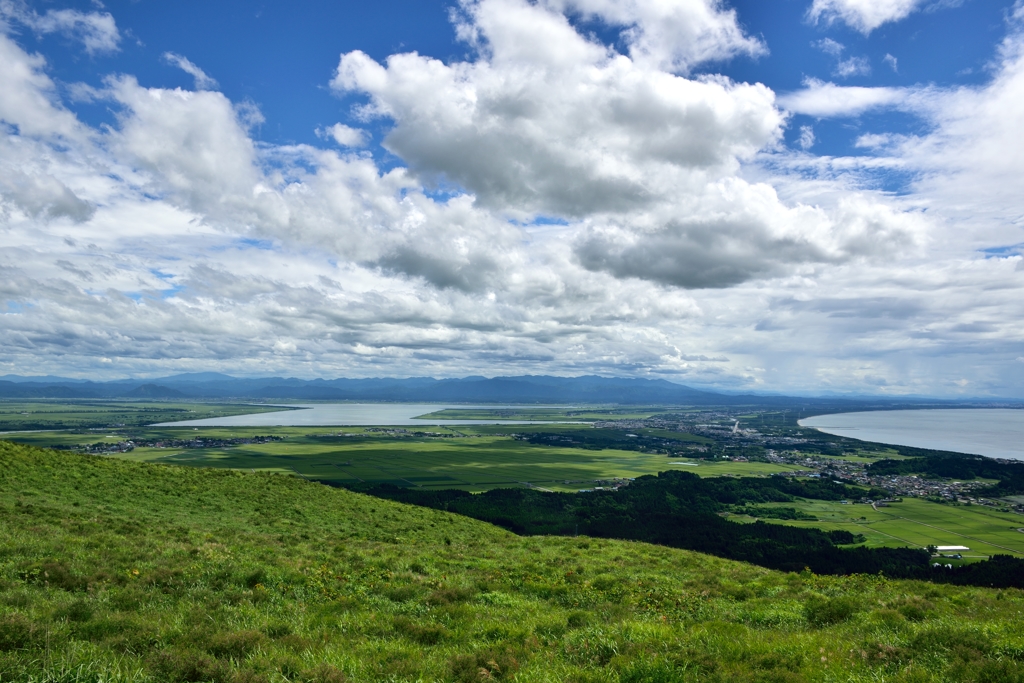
[728, 498, 1024, 558]
[4, 400, 1024, 563]
[4, 413, 807, 492]
[115, 429, 804, 492]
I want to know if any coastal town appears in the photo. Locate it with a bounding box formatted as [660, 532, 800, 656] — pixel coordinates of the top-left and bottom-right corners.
[594, 412, 1024, 514]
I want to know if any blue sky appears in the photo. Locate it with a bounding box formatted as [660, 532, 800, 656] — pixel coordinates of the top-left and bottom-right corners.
[25, 0, 1012, 156]
[2, 0, 1024, 396]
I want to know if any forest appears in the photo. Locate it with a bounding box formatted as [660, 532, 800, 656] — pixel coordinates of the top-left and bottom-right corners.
[352, 470, 1024, 587]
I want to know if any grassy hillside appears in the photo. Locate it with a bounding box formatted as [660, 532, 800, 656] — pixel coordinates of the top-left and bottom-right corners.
[1, 442, 1023, 683]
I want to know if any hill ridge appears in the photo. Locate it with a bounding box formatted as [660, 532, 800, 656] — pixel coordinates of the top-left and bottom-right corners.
[0, 373, 962, 407]
[1, 441, 1022, 682]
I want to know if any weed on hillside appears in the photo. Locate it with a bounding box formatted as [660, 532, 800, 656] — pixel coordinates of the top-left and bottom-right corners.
[1, 441, 1022, 682]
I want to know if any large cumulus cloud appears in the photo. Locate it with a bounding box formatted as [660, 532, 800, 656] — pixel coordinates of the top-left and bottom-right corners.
[332, 0, 781, 216]
[332, 0, 921, 291]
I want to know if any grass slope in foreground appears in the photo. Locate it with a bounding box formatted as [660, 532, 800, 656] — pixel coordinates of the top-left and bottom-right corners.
[1, 442, 1023, 683]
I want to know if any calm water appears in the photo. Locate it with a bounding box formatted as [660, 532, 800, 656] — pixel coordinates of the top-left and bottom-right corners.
[153, 403, 564, 427]
[799, 409, 1024, 461]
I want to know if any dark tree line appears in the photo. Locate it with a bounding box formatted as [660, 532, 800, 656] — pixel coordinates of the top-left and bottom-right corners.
[346, 470, 1024, 588]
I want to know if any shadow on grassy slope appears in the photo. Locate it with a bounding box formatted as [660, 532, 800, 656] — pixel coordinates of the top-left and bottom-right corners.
[1, 441, 1023, 682]
[354, 474, 1024, 586]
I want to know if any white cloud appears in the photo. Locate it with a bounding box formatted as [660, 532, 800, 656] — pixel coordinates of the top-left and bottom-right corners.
[0, 32, 82, 138]
[811, 37, 870, 79]
[540, 0, 766, 73]
[2, 0, 1023, 397]
[888, 24, 1024, 232]
[883, 53, 899, 72]
[0, 29, 95, 223]
[330, 0, 927, 293]
[319, 123, 367, 148]
[813, 38, 844, 57]
[807, 0, 926, 34]
[835, 56, 871, 78]
[798, 125, 815, 150]
[0, 0, 119, 54]
[778, 78, 906, 117]
[333, 0, 783, 218]
[107, 76, 264, 225]
[162, 52, 219, 90]
[574, 185, 923, 288]
[854, 132, 905, 149]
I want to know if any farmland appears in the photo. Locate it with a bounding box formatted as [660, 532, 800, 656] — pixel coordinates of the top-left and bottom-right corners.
[1, 425, 806, 492]
[4, 399, 1024, 564]
[726, 497, 1024, 559]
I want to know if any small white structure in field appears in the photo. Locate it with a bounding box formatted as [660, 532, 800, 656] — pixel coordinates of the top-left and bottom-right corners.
[935, 545, 969, 551]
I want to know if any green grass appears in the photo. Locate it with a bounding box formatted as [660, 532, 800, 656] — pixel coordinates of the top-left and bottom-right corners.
[6, 405, 1022, 565]
[3, 440, 1024, 683]
[727, 499, 1024, 558]
[664, 459, 806, 478]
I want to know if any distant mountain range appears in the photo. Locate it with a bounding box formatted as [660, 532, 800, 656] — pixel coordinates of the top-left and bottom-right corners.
[0, 373, 981, 408]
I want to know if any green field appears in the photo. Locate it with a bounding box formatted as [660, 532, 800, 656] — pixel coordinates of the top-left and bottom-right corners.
[5, 400, 1024, 564]
[6, 424, 804, 492]
[728, 498, 1024, 558]
[3, 440, 1024, 683]
[148, 438, 793, 491]
[0, 400, 288, 431]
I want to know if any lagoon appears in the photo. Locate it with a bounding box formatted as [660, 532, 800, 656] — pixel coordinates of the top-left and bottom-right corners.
[799, 409, 1024, 461]
[153, 403, 562, 427]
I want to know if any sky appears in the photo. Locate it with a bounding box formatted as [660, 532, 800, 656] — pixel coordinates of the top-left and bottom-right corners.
[1, 0, 1024, 397]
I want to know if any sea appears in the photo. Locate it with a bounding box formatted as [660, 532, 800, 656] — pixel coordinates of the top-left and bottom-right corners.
[799, 409, 1024, 461]
[153, 403, 566, 427]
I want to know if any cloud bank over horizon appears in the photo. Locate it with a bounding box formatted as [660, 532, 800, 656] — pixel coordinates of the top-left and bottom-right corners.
[1, 0, 1023, 397]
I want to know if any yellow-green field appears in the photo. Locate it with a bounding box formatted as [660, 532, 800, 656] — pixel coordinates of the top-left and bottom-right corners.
[664, 459, 806, 477]
[7, 416, 1024, 562]
[115, 432, 801, 492]
[6, 426, 802, 491]
[728, 498, 1024, 558]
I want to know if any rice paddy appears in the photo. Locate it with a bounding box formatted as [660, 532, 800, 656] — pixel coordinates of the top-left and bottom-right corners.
[727, 498, 1024, 558]
[102, 429, 803, 492]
